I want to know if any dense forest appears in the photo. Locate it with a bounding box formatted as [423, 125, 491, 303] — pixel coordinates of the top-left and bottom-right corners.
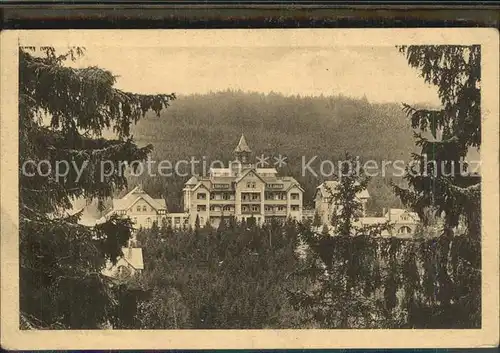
[112, 216, 479, 329]
[129, 90, 418, 213]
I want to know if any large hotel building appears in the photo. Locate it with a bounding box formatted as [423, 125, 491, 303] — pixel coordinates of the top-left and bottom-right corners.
[182, 135, 304, 228]
[96, 135, 419, 236]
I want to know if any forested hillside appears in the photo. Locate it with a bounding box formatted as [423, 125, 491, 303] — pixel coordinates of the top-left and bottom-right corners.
[130, 90, 417, 212]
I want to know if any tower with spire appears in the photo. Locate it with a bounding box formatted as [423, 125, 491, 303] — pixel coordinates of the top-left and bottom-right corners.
[234, 134, 252, 164]
[181, 133, 305, 229]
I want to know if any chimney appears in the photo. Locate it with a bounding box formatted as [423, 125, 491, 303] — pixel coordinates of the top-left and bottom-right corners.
[382, 208, 386, 218]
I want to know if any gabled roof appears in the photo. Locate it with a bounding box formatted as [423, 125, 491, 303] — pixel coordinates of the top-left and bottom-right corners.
[235, 168, 266, 184]
[385, 208, 419, 222]
[283, 178, 304, 192]
[121, 247, 144, 270]
[186, 176, 198, 185]
[59, 196, 111, 226]
[110, 186, 167, 212]
[101, 247, 144, 277]
[191, 181, 211, 193]
[234, 134, 252, 153]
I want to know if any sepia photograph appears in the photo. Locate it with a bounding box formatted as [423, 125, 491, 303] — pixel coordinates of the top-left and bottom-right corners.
[1, 28, 498, 349]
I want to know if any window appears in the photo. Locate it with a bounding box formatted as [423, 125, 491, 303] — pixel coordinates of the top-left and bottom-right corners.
[252, 182, 256, 188]
[252, 193, 259, 200]
[278, 206, 285, 211]
[223, 193, 231, 200]
[146, 217, 151, 226]
[143, 205, 147, 212]
[136, 206, 141, 212]
[247, 182, 251, 188]
[197, 193, 206, 200]
[291, 193, 299, 200]
[251, 205, 259, 212]
[223, 205, 232, 211]
[200, 217, 204, 224]
[398, 226, 412, 234]
[291, 205, 300, 211]
[197, 205, 207, 212]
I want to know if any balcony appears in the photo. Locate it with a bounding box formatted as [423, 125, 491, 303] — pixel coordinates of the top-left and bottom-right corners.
[264, 209, 287, 215]
[264, 199, 287, 204]
[241, 205, 261, 213]
[266, 183, 284, 189]
[209, 198, 236, 203]
[241, 198, 261, 203]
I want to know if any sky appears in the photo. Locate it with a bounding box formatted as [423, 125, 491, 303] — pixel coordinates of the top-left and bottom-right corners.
[71, 45, 441, 105]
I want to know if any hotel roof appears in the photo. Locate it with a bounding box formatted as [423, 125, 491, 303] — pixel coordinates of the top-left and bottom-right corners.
[110, 186, 166, 212]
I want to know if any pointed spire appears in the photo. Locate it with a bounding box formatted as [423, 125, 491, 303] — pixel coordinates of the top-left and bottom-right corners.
[234, 134, 251, 153]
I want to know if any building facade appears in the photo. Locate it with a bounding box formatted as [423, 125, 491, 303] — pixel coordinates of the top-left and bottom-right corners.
[101, 246, 145, 280]
[314, 181, 420, 236]
[104, 185, 167, 229]
[314, 181, 370, 226]
[182, 135, 304, 228]
[98, 136, 419, 236]
[384, 208, 420, 236]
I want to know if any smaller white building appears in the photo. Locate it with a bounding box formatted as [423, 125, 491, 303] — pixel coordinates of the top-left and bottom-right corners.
[101, 246, 144, 280]
[104, 185, 167, 229]
[314, 181, 370, 226]
[384, 208, 420, 236]
[313, 181, 420, 237]
[63, 197, 146, 280]
[358, 208, 420, 237]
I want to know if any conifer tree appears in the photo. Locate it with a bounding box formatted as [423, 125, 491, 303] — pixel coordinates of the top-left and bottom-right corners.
[328, 154, 370, 236]
[394, 45, 481, 236]
[325, 154, 391, 237]
[312, 211, 322, 227]
[19, 47, 175, 328]
[393, 45, 482, 326]
[194, 214, 201, 230]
